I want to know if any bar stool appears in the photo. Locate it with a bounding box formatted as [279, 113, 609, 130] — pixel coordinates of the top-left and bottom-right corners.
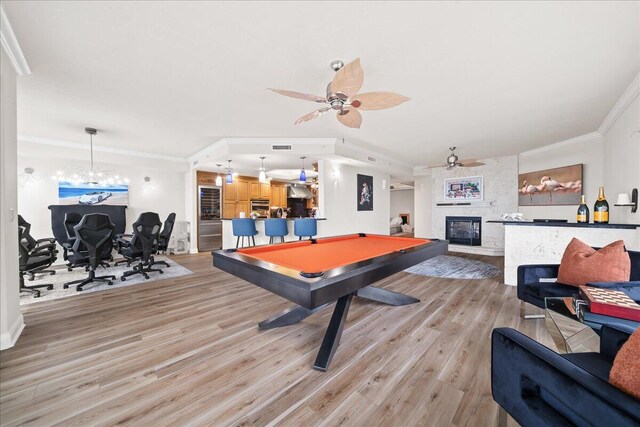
[232, 218, 258, 248]
[294, 218, 317, 240]
[264, 218, 288, 244]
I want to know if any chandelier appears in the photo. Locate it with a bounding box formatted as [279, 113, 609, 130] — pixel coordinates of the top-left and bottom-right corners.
[51, 128, 129, 186]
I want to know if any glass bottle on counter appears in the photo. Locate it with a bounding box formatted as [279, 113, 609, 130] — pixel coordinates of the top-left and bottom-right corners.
[593, 187, 609, 224]
[576, 195, 589, 223]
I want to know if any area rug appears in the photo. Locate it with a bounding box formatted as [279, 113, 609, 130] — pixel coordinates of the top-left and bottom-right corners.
[20, 256, 193, 305]
[404, 255, 501, 279]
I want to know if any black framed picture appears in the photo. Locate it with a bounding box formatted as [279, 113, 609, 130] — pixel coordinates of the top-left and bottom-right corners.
[357, 174, 373, 211]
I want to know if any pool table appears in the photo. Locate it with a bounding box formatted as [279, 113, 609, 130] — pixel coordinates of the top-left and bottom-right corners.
[212, 233, 448, 371]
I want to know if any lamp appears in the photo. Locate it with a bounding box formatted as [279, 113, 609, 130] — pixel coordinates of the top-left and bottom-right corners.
[19, 167, 38, 187]
[614, 188, 638, 213]
[299, 156, 307, 183]
[226, 160, 233, 184]
[50, 128, 129, 186]
[258, 157, 267, 183]
[215, 164, 222, 186]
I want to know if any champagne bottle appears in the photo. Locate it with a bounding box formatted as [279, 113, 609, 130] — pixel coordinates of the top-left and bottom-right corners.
[593, 187, 609, 224]
[577, 195, 589, 223]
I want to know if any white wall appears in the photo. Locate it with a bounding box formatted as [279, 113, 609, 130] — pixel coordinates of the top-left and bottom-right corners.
[1, 48, 23, 350]
[318, 160, 390, 236]
[603, 77, 639, 225]
[430, 156, 519, 249]
[518, 133, 604, 221]
[16, 154, 186, 250]
[413, 175, 433, 238]
[390, 190, 414, 225]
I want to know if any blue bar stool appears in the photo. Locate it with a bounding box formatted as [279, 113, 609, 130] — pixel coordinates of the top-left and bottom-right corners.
[294, 218, 317, 240]
[264, 219, 288, 244]
[232, 218, 258, 248]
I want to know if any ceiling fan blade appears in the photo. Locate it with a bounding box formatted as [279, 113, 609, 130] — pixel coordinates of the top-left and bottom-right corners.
[331, 58, 363, 99]
[336, 108, 362, 129]
[351, 92, 410, 110]
[268, 88, 326, 103]
[458, 160, 485, 168]
[294, 107, 330, 125]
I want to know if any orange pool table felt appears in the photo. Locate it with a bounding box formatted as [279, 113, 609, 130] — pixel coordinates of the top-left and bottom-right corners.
[237, 234, 430, 274]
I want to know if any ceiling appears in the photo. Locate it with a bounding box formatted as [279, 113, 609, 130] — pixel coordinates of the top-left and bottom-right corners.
[5, 1, 639, 167]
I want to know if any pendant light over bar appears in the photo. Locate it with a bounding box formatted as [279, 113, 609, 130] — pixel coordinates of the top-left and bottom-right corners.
[226, 160, 233, 184]
[258, 157, 268, 183]
[215, 164, 223, 186]
[299, 156, 307, 183]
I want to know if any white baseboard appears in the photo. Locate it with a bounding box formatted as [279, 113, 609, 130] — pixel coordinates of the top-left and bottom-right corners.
[448, 244, 504, 256]
[0, 313, 25, 350]
[189, 248, 199, 254]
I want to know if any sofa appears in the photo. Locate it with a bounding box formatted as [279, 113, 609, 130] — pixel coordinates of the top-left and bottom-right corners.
[492, 325, 640, 426]
[517, 249, 640, 325]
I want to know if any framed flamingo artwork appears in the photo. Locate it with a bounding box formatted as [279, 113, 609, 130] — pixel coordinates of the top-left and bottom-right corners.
[518, 164, 583, 206]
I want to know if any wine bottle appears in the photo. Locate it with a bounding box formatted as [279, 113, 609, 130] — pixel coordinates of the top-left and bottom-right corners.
[577, 195, 589, 223]
[593, 187, 609, 224]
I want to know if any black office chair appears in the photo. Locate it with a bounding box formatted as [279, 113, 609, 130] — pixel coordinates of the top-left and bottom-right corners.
[18, 215, 57, 280]
[61, 212, 82, 270]
[116, 212, 163, 280]
[63, 214, 116, 291]
[18, 223, 55, 298]
[149, 212, 176, 269]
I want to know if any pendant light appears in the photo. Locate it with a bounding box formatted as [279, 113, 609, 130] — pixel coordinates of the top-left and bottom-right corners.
[51, 128, 129, 186]
[226, 160, 234, 184]
[258, 157, 267, 183]
[299, 156, 307, 183]
[215, 164, 222, 186]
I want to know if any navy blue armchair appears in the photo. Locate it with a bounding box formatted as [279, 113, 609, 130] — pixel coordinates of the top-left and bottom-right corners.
[492, 325, 640, 426]
[517, 249, 640, 320]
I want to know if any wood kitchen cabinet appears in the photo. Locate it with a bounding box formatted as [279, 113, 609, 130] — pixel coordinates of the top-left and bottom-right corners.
[235, 201, 249, 218]
[250, 182, 261, 199]
[260, 183, 271, 199]
[223, 181, 236, 201]
[236, 179, 249, 202]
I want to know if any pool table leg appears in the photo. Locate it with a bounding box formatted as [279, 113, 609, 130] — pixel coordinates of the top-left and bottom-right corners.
[258, 303, 329, 330]
[314, 293, 354, 372]
[356, 286, 420, 306]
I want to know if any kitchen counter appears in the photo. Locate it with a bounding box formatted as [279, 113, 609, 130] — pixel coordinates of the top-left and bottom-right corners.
[220, 217, 327, 221]
[219, 218, 327, 249]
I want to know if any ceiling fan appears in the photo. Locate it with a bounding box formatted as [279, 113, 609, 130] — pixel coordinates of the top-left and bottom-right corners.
[429, 147, 485, 170]
[268, 58, 410, 129]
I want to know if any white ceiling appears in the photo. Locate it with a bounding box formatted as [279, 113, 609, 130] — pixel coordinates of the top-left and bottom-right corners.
[5, 1, 639, 167]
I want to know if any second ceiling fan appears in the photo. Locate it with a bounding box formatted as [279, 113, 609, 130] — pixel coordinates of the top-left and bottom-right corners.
[268, 58, 410, 129]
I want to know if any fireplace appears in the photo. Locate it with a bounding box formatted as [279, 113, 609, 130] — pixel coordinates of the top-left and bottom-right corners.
[446, 216, 481, 246]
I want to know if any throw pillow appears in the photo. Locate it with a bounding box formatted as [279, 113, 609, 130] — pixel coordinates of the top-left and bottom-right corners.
[557, 238, 630, 287]
[609, 328, 640, 400]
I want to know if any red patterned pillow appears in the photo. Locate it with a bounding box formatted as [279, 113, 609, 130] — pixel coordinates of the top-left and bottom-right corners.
[557, 238, 630, 287]
[610, 328, 640, 399]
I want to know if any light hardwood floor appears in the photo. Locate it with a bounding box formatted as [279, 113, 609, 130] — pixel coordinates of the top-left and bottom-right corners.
[0, 252, 552, 426]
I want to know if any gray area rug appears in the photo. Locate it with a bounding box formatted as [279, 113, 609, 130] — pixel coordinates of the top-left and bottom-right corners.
[20, 256, 192, 305]
[404, 255, 501, 279]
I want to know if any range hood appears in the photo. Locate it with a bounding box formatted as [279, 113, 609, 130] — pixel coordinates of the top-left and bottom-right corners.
[287, 184, 313, 199]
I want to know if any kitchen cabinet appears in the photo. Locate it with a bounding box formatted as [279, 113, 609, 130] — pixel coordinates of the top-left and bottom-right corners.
[280, 186, 288, 206]
[237, 179, 249, 201]
[260, 183, 271, 199]
[250, 182, 261, 199]
[270, 184, 280, 207]
[235, 201, 249, 218]
[224, 181, 237, 201]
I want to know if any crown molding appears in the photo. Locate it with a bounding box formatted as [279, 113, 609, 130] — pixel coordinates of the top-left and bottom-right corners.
[518, 131, 602, 157]
[598, 72, 640, 136]
[18, 135, 188, 163]
[0, 5, 31, 76]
